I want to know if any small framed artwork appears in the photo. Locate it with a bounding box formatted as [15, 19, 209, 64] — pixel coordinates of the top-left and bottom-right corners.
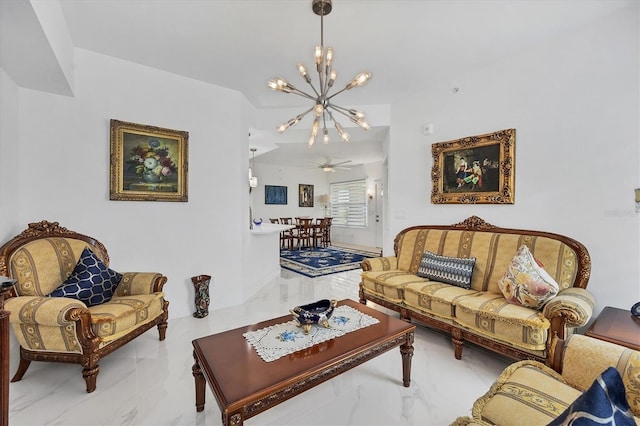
[431, 128, 515, 204]
[110, 119, 188, 202]
[265, 185, 288, 205]
[299, 184, 314, 207]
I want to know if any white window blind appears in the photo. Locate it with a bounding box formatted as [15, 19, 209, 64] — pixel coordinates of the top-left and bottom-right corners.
[330, 179, 367, 227]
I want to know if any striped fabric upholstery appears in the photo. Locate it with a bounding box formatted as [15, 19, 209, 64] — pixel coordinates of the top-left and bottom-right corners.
[360, 219, 590, 360]
[456, 335, 640, 425]
[395, 229, 579, 294]
[89, 293, 166, 342]
[9, 238, 108, 297]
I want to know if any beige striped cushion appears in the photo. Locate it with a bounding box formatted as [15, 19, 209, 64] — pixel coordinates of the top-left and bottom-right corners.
[88, 293, 165, 341]
[361, 270, 426, 303]
[472, 361, 581, 425]
[455, 292, 550, 351]
[9, 237, 109, 296]
[561, 334, 640, 417]
[404, 281, 478, 321]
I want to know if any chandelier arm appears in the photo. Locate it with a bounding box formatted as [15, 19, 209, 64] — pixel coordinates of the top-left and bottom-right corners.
[288, 88, 319, 101]
[329, 103, 355, 115]
[303, 79, 322, 99]
[327, 105, 353, 121]
[325, 86, 349, 101]
[293, 106, 316, 124]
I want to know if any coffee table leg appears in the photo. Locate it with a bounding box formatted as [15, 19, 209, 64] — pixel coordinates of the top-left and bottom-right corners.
[192, 351, 206, 412]
[400, 331, 414, 387]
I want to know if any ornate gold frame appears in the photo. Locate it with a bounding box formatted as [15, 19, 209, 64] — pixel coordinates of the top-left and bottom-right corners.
[431, 128, 515, 204]
[110, 119, 188, 202]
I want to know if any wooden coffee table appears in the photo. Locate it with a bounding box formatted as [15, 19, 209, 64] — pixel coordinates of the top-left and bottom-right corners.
[585, 306, 640, 350]
[192, 299, 416, 426]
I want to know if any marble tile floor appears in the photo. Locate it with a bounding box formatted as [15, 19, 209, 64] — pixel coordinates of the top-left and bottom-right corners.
[7, 269, 511, 426]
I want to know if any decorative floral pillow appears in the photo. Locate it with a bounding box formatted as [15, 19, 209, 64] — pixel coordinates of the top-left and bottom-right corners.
[48, 247, 122, 307]
[498, 245, 559, 309]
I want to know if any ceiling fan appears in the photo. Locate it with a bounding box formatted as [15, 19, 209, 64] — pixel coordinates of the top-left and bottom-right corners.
[317, 158, 352, 172]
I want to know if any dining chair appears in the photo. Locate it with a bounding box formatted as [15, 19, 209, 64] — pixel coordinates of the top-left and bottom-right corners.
[279, 218, 295, 250]
[293, 218, 313, 249]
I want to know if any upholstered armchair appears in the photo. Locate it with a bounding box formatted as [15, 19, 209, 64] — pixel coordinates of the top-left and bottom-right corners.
[0, 220, 169, 393]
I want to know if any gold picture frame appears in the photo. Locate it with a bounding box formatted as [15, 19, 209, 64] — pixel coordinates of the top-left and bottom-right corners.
[431, 128, 515, 204]
[110, 119, 188, 202]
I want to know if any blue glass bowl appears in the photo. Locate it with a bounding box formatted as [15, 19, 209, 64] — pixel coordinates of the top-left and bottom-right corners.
[290, 299, 338, 334]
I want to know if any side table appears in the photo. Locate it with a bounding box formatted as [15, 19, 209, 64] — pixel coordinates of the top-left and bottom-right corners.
[585, 306, 640, 351]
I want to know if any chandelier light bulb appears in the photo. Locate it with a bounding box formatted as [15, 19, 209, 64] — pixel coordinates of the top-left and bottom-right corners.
[313, 104, 324, 116]
[326, 48, 334, 67]
[297, 64, 311, 83]
[357, 119, 371, 130]
[323, 128, 329, 144]
[328, 70, 337, 88]
[349, 109, 365, 119]
[335, 122, 350, 142]
[314, 46, 323, 65]
[346, 72, 372, 89]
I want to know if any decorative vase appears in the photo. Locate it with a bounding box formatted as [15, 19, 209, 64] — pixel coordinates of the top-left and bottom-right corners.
[142, 170, 163, 183]
[191, 275, 211, 318]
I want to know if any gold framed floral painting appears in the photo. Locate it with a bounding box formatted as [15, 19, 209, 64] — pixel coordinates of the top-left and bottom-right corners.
[110, 119, 188, 202]
[431, 128, 515, 204]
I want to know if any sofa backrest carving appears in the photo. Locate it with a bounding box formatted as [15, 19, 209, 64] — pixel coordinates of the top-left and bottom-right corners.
[394, 216, 590, 294]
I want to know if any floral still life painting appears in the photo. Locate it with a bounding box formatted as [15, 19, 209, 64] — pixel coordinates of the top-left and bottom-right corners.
[110, 119, 188, 202]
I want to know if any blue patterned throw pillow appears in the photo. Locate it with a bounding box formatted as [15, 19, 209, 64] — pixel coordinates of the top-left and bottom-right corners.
[548, 367, 635, 426]
[48, 247, 122, 307]
[417, 251, 476, 289]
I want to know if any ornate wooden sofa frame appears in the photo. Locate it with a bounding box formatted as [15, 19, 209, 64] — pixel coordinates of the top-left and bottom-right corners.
[360, 216, 593, 364]
[0, 221, 169, 392]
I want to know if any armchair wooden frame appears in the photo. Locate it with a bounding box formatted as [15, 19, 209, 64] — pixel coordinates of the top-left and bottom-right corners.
[0, 221, 169, 393]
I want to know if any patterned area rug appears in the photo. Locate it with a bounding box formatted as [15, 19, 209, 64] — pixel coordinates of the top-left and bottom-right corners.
[280, 246, 380, 277]
[243, 305, 380, 362]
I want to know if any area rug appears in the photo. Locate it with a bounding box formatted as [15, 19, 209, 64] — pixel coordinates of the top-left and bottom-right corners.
[243, 305, 380, 362]
[280, 246, 380, 278]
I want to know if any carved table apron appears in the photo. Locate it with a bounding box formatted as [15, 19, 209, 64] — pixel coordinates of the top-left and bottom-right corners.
[192, 299, 415, 426]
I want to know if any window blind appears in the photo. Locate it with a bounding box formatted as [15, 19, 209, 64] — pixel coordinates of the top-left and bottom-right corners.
[330, 179, 367, 227]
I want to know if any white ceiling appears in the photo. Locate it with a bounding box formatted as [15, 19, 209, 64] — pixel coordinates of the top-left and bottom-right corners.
[48, 1, 639, 167]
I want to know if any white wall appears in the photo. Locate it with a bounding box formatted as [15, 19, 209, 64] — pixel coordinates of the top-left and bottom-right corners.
[387, 5, 640, 316]
[14, 49, 250, 318]
[0, 68, 20, 241]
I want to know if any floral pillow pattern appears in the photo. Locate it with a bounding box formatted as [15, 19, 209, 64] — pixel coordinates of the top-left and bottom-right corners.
[498, 245, 559, 309]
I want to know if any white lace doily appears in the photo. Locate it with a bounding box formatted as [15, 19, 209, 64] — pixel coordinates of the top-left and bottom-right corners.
[243, 305, 380, 362]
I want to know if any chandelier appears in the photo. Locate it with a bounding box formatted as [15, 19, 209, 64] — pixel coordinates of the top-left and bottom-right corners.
[267, 0, 372, 147]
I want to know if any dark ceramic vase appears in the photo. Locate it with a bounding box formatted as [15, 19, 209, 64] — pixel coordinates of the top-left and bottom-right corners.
[191, 275, 211, 318]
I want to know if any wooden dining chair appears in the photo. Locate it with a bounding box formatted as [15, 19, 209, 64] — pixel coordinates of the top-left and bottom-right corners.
[293, 218, 313, 249]
[279, 218, 294, 250]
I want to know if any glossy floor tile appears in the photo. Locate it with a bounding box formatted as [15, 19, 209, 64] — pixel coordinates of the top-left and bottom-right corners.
[7, 269, 510, 426]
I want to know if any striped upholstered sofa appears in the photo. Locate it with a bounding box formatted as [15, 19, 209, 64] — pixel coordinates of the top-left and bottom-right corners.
[0, 220, 169, 392]
[359, 216, 593, 363]
[453, 334, 640, 425]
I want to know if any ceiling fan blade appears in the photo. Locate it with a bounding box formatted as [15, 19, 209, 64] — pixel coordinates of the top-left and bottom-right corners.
[331, 160, 352, 167]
